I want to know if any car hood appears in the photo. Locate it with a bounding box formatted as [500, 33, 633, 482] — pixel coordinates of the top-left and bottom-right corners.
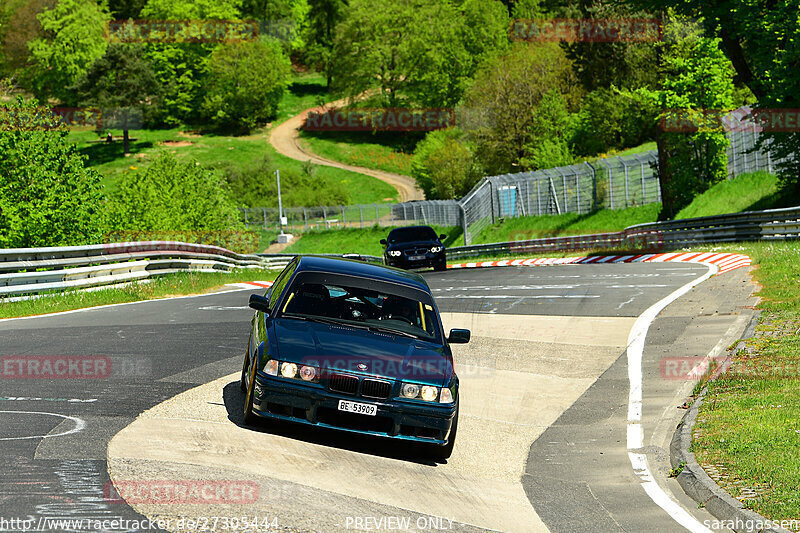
[272, 318, 452, 386]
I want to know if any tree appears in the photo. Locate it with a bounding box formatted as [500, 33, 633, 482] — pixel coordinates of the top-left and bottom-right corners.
[73, 43, 159, 154]
[411, 128, 483, 200]
[107, 152, 242, 231]
[461, 42, 580, 173]
[139, 0, 242, 125]
[202, 38, 291, 132]
[0, 97, 105, 247]
[634, 14, 734, 218]
[304, 0, 346, 87]
[625, 0, 800, 197]
[330, 0, 508, 108]
[108, 0, 147, 20]
[25, 0, 110, 104]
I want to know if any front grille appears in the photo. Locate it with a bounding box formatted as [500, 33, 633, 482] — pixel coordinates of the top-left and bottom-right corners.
[361, 379, 391, 399]
[404, 247, 429, 256]
[328, 373, 358, 395]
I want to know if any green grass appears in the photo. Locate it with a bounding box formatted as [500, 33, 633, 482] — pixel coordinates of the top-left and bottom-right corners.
[66, 71, 398, 203]
[688, 241, 800, 521]
[297, 130, 420, 176]
[615, 141, 657, 157]
[274, 71, 328, 124]
[0, 269, 278, 319]
[675, 171, 783, 219]
[472, 204, 662, 244]
[282, 225, 464, 257]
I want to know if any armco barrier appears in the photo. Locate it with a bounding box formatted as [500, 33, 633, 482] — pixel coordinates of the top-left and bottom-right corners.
[445, 205, 800, 260]
[0, 242, 383, 299]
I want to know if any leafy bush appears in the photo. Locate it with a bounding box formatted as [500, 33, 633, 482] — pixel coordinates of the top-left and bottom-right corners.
[411, 128, 483, 200]
[0, 97, 106, 247]
[203, 38, 291, 132]
[569, 88, 654, 157]
[107, 151, 242, 231]
[223, 154, 349, 207]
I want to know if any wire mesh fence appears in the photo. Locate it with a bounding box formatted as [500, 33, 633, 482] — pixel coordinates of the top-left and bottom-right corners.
[243, 127, 785, 245]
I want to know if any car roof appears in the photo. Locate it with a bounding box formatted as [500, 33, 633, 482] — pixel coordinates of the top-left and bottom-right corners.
[388, 225, 434, 234]
[294, 255, 430, 292]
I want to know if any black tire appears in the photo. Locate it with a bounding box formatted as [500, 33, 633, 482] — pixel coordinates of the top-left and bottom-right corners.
[434, 258, 447, 272]
[240, 353, 249, 392]
[243, 356, 258, 426]
[430, 405, 458, 461]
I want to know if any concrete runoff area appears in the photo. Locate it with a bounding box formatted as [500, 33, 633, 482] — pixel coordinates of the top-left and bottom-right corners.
[0, 263, 757, 532]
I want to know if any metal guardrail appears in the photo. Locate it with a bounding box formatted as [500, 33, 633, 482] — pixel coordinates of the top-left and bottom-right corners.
[445, 206, 800, 260]
[0, 241, 284, 299]
[0, 242, 385, 299]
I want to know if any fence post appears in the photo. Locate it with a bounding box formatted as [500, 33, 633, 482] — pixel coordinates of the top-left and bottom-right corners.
[341, 205, 346, 227]
[622, 160, 630, 207]
[303, 208, 308, 231]
[603, 159, 614, 209]
[489, 179, 496, 224]
[262, 207, 268, 230]
[556, 168, 568, 212]
[244, 208, 249, 229]
[374, 204, 379, 226]
[359, 205, 364, 228]
[585, 161, 597, 211]
[575, 171, 580, 214]
[536, 178, 542, 215]
[459, 203, 469, 245]
[640, 162, 646, 204]
[390, 205, 394, 225]
[323, 206, 328, 229]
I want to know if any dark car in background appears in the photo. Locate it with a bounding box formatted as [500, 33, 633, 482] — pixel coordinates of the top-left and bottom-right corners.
[380, 225, 447, 271]
[241, 255, 470, 460]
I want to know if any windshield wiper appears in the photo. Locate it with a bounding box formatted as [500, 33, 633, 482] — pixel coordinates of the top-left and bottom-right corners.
[284, 314, 370, 330]
[366, 324, 419, 339]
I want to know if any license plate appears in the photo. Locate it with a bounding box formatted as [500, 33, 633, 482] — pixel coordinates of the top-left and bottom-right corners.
[338, 400, 377, 416]
[409, 255, 425, 261]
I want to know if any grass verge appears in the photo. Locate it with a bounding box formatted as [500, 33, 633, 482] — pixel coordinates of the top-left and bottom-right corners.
[472, 204, 661, 244]
[0, 269, 278, 320]
[689, 241, 800, 522]
[297, 130, 419, 177]
[675, 171, 783, 219]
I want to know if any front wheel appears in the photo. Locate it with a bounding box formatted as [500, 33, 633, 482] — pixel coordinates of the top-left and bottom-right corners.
[433, 258, 447, 272]
[243, 356, 258, 426]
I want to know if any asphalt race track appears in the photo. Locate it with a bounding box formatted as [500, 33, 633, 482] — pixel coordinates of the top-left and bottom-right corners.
[0, 263, 757, 533]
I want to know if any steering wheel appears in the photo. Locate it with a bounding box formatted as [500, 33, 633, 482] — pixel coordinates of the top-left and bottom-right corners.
[380, 314, 414, 325]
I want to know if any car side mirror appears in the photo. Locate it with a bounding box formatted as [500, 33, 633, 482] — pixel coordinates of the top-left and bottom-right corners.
[249, 294, 271, 314]
[439, 234, 447, 240]
[447, 328, 470, 344]
[380, 239, 387, 245]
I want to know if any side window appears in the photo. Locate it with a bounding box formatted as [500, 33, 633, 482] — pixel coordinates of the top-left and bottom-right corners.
[268, 259, 297, 309]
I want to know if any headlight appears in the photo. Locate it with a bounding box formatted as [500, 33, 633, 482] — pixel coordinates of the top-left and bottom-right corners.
[401, 383, 420, 398]
[430, 246, 442, 253]
[388, 250, 401, 257]
[280, 362, 297, 378]
[265, 360, 279, 376]
[439, 387, 454, 404]
[299, 365, 317, 381]
[420, 386, 438, 402]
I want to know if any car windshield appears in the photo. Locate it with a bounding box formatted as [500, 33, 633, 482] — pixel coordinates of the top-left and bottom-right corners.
[388, 226, 438, 243]
[279, 279, 440, 341]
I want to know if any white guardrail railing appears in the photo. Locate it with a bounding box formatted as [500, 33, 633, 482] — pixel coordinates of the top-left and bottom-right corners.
[3, 206, 799, 299]
[445, 205, 800, 260]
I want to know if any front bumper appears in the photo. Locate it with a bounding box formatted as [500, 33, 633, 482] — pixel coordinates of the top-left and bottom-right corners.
[385, 252, 446, 269]
[252, 373, 456, 445]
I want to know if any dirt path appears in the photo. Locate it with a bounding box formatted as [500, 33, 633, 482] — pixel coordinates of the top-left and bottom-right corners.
[269, 98, 425, 202]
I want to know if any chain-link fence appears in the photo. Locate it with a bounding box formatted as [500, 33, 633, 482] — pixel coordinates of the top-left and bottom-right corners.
[243, 127, 785, 245]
